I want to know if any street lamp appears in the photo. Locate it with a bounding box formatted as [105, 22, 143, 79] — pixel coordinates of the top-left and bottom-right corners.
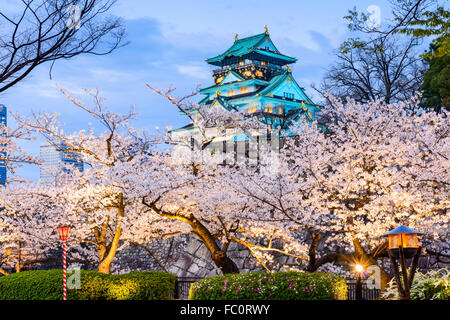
[354, 264, 365, 300]
[382, 225, 422, 300]
[57, 226, 71, 301]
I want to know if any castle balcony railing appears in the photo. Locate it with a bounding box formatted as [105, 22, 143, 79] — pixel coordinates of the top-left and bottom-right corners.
[212, 63, 285, 77]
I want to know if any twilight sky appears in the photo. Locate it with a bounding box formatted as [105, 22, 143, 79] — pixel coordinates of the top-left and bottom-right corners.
[0, 0, 394, 181]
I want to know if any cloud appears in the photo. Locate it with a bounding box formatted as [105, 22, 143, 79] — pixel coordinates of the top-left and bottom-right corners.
[88, 68, 144, 83]
[176, 64, 210, 80]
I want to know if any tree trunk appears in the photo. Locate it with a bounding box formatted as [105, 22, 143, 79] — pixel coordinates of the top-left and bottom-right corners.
[98, 258, 112, 274]
[96, 193, 124, 274]
[306, 231, 321, 272]
[0, 268, 9, 276]
[190, 216, 239, 274]
[144, 200, 239, 274]
[211, 250, 239, 274]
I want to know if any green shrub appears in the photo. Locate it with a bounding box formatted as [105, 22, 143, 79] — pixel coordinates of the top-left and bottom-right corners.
[0, 270, 176, 300]
[382, 268, 450, 300]
[188, 271, 347, 300]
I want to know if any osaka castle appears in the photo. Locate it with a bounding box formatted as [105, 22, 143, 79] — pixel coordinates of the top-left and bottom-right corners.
[171, 27, 319, 159]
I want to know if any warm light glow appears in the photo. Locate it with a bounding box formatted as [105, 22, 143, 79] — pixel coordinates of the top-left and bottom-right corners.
[388, 233, 419, 249]
[355, 264, 364, 273]
[58, 226, 71, 242]
[5, 248, 12, 256]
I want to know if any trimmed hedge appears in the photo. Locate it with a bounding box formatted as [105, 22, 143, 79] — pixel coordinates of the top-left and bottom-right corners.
[0, 269, 176, 300]
[189, 271, 347, 300]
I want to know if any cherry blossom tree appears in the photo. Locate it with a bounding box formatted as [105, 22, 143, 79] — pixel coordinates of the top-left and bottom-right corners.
[0, 180, 95, 275]
[3, 84, 447, 283]
[227, 95, 449, 288]
[8, 88, 170, 274]
[137, 86, 311, 274]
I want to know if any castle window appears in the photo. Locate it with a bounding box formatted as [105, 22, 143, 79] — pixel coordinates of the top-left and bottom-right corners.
[283, 92, 294, 99]
[278, 107, 283, 114]
[240, 86, 248, 94]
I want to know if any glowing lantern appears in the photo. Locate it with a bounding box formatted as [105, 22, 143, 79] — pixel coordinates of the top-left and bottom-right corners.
[5, 248, 12, 256]
[382, 225, 422, 259]
[57, 226, 71, 242]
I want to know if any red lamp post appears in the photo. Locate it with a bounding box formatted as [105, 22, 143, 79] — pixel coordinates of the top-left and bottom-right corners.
[57, 226, 71, 300]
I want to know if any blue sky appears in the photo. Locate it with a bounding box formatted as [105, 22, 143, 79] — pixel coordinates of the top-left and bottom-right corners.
[0, 0, 395, 181]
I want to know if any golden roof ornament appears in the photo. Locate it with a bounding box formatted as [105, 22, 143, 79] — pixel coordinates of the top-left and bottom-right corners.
[264, 25, 269, 35]
[286, 65, 291, 73]
[301, 101, 307, 110]
[235, 33, 238, 41]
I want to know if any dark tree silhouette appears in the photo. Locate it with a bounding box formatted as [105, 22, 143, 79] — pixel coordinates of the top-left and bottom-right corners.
[0, 0, 126, 93]
[314, 35, 425, 105]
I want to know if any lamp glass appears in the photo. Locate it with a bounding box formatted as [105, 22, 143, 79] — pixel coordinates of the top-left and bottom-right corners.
[405, 234, 418, 248]
[388, 234, 400, 249]
[58, 226, 71, 241]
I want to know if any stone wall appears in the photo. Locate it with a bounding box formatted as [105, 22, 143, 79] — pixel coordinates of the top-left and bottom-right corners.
[114, 235, 299, 277]
[111, 235, 190, 273]
[167, 237, 267, 278]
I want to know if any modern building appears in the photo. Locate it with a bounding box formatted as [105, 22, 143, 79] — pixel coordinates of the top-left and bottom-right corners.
[40, 143, 84, 184]
[0, 104, 7, 185]
[170, 27, 319, 162]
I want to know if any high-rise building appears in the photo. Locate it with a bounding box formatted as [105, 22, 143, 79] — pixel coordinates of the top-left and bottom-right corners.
[0, 104, 7, 185]
[170, 27, 319, 161]
[40, 143, 84, 183]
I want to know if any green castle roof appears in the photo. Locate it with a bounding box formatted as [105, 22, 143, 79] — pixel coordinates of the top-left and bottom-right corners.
[206, 32, 296, 65]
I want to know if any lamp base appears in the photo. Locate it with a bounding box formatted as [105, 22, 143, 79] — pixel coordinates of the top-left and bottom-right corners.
[389, 248, 419, 259]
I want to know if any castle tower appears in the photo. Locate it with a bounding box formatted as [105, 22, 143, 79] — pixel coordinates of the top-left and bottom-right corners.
[171, 28, 319, 159]
[200, 27, 318, 124]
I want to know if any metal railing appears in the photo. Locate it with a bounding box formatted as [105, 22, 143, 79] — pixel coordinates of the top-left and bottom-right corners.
[174, 277, 202, 300]
[346, 281, 381, 300]
[212, 63, 284, 76]
[174, 277, 381, 300]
